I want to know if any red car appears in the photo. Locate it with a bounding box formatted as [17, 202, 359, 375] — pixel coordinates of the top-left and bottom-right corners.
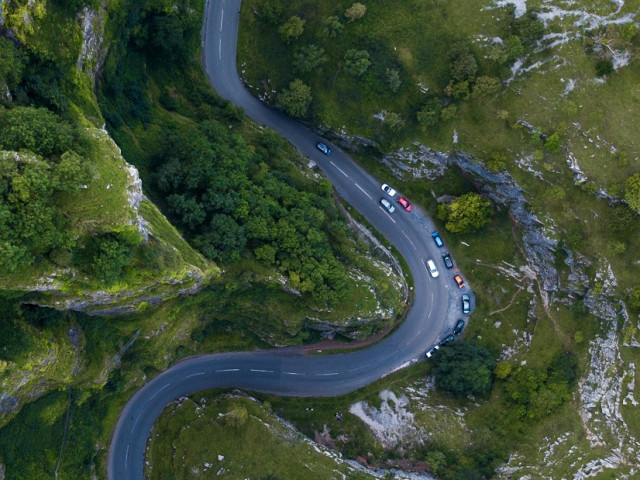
[397, 196, 413, 212]
[454, 274, 465, 289]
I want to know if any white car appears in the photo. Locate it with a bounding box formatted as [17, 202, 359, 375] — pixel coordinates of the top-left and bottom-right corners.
[380, 198, 395, 213]
[425, 345, 440, 358]
[426, 259, 439, 278]
[381, 184, 396, 197]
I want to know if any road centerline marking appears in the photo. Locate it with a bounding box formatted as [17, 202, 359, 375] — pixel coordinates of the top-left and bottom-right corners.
[354, 183, 372, 199]
[402, 232, 416, 249]
[329, 160, 349, 178]
[315, 372, 339, 376]
[216, 368, 240, 372]
[283, 371, 304, 375]
[378, 206, 396, 223]
[185, 372, 205, 379]
[250, 369, 274, 373]
[132, 411, 143, 429]
[150, 383, 170, 400]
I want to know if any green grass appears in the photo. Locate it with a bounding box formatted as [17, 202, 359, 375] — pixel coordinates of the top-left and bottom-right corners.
[147, 394, 376, 480]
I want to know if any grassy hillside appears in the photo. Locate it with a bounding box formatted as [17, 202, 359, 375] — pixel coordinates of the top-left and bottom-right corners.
[0, 0, 218, 306]
[147, 393, 377, 480]
[237, 0, 640, 478]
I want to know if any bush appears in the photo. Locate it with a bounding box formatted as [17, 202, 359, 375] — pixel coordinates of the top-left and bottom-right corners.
[595, 58, 614, 76]
[625, 173, 640, 212]
[0, 106, 74, 157]
[345, 3, 367, 22]
[343, 49, 371, 77]
[437, 192, 493, 234]
[432, 341, 496, 397]
[279, 16, 305, 43]
[85, 228, 141, 283]
[277, 79, 312, 118]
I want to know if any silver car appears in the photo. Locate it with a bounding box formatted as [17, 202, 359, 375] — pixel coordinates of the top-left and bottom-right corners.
[380, 198, 395, 213]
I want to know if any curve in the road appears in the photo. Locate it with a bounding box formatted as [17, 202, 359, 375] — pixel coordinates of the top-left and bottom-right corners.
[107, 1, 471, 479]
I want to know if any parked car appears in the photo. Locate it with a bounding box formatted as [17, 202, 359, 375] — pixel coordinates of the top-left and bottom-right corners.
[442, 252, 453, 269]
[425, 345, 440, 358]
[380, 198, 395, 213]
[462, 294, 471, 313]
[381, 184, 396, 197]
[439, 334, 455, 346]
[453, 319, 465, 335]
[397, 196, 413, 212]
[425, 259, 439, 278]
[316, 142, 331, 155]
[454, 274, 465, 289]
[432, 231, 444, 247]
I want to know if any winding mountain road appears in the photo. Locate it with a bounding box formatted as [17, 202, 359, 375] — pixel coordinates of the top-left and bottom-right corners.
[107, 1, 471, 478]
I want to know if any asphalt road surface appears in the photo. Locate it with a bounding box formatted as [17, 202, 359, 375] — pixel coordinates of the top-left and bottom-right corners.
[107, 1, 472, 478]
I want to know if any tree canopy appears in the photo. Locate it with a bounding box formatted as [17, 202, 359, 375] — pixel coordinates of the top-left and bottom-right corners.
[432, 341, 496, 397]
[343, 49, 371, 77]
[277, 79, 312, 118]
[625, 173, 640, 212]
[153, 119, 351, 306]
[437, 192, 493, 234]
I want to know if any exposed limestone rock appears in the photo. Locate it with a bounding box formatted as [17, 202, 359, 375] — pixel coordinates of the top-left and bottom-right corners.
[370, 140, 559, 293]
[0, 393, 19, 415]
[77, 4, 106, 81]
[577, 327, 640, 474]
[349, 390, 425, 451]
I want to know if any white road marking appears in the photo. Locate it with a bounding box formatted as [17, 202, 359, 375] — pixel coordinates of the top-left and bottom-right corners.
[218, 38, 222, 59]
[132, 411, 143, 429]
[283, 371, 304, 375]
[220, 10, 224, 31]
[402, 232, 416, 250]
[216, 368, 240, 372]
[250, 369, 274, 373]
[315, 372, 339, 376]
[378, 206, 396, 223]
[125, 445, 130, 463]
[354, 183, 372, 199]
[150, 383, 170, 400]
[329, 161, 349, 178]
[185, 372, 205, 379]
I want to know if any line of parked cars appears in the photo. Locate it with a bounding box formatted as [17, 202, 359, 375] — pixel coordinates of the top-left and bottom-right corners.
[379, 183, 413, 213]
[423, 231, 473, 360]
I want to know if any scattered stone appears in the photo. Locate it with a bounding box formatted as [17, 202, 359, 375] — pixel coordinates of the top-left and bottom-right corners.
[217, 455, 224, 461]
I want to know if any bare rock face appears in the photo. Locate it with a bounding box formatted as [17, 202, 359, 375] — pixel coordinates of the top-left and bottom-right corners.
[334, 137, 559, 293]
[77, 5, 107, 82]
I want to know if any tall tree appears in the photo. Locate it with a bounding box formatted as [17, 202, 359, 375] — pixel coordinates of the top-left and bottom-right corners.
[343, 49, 370, 77]
[277, 79, 312, 118]
[437, 192, 493, 233]
[279, 16, 305, 43]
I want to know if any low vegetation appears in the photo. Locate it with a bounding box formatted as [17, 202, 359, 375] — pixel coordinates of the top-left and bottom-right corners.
[147, 393, 376, 480]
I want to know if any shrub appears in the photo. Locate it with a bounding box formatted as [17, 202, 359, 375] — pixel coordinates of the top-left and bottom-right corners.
[432, 341, 496, 397]
[277, 79, 312, 118]
[345, 3, 367, 22]
[625, 173, 640, 212]
[437, 192, 493, 234]
[595, 58, 613, 76]
[343, 49, 370, 77]
[279, 16, 305, 43]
